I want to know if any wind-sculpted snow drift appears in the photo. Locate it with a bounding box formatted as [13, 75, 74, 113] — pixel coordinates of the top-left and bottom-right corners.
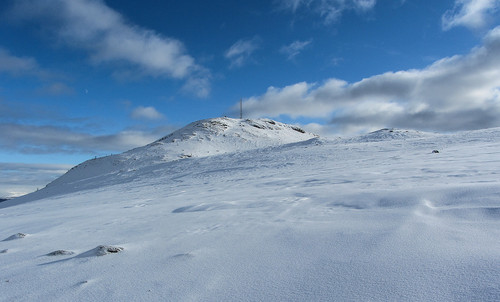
[1, 118, 499, 301]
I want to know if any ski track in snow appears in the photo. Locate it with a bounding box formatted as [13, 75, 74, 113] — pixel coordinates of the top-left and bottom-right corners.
[1, 119, 499, 301]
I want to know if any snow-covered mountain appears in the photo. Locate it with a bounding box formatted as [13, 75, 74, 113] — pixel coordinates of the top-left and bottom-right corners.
[58, 117, 315, 181]
[1, 119, 499, 301]
[7, 117, 316, 204]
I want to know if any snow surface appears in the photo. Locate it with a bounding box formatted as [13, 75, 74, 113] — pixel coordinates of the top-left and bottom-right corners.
[1, 118, 499, 301]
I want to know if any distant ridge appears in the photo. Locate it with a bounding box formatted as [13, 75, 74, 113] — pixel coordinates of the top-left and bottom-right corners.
[348, 128, 437, 143]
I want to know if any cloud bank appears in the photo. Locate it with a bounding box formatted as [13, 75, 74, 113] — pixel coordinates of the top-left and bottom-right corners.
[0, 162, 73, 198]
[237, 26, 500, 134]
[442, 0, 500, 30]
[8, 0, 210, 97]
[0, 123, 177, 155]
[0, 47, 47, 77]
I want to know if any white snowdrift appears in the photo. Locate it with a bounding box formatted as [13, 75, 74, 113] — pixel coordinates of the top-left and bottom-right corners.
[0, 119, 499, 301]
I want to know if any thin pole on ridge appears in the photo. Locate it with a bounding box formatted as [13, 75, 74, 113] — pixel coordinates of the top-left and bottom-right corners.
[240, 98, 243, 119]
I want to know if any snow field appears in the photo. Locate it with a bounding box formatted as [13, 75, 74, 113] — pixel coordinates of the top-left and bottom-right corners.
[1, 120, 499, 301]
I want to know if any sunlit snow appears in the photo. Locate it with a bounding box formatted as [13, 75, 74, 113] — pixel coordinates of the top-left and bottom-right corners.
[1, 118, 499, 301]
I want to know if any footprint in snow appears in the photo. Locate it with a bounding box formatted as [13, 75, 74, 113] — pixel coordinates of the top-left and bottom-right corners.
[124, 203, 148, 209]
[172, 252, 194, 259]
[2, 233, 28, 241]
[172, 202, 235, 213]
[71, 280, 93, 289]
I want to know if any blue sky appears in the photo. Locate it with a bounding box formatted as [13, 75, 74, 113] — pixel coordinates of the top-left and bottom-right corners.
[1, 0, 500, 197]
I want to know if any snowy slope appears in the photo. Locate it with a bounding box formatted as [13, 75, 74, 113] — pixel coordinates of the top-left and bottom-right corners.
[1, 120, 499, 301]
[5, 117, 316, 205]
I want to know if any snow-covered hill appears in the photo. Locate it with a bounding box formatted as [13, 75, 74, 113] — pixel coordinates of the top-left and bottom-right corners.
[64, 117, 314, 177]
[349, 128, 436, 142]
[6, 117, 316, 204]
[1, 119, 499, 301]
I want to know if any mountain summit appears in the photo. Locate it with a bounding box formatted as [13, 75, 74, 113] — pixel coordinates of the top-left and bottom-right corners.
[150, 117, 317, 159]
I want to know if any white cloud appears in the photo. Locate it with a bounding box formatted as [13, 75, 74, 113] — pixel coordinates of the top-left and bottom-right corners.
[0, 47, 74, 95]
[181, 70, 212, 98]
[352, 0, 377, 11]
[320, 0, 376, 24]
[0, 123, 177, 154]
[280, 39, 312, 60]
[0, 100, 177, 154]
[277, 0, 311, 12]
[236, 26, 500, 134]
[301, 122, 340, 137]
[225, 37, 261, 68]
[8, 0, 210, 97]
[0, 162, 73, 198]
[442, 0, 500, 30]
[37, 82, 74, 96]
[0, 47, 44, 77]
[277, 0, 376, 24]
[131, 106, 164, 120]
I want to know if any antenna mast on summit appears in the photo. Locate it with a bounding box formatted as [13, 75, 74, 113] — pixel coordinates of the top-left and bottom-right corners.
[239, 98, 243, 119]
